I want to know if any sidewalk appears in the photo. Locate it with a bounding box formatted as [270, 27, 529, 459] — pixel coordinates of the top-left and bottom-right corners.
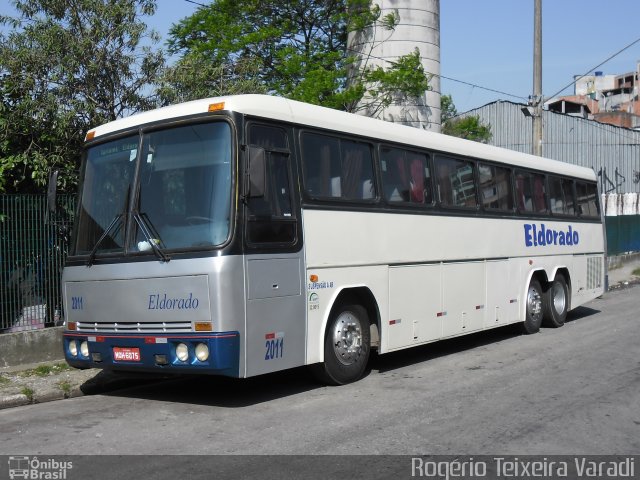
[0, 362, 167, 410]
[1, 259, 639, 410]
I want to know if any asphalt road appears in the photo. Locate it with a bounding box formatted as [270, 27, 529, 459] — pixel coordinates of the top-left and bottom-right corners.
[1, 286, 638, 476]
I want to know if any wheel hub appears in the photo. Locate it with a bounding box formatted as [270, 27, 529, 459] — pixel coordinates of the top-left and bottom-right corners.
[331, 312, 363, 366]
[552, 282, 566, 314]
[527, 286, 542, 321]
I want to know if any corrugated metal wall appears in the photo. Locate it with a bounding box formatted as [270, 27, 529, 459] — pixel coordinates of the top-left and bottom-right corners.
[461, 101, 640, 194]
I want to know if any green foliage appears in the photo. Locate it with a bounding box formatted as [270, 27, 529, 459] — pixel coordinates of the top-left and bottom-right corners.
[58, 380, 72, 396]
[443, 115, 492, 143]
[352, 48, 431, 116]
[156, 53, 266, 105]
[440, 94, 457, 124]
[21, 386, 34, 401]
[166, 0, 430, 112]
[0, 0, 164, 193]
[18, 362, 71, 377]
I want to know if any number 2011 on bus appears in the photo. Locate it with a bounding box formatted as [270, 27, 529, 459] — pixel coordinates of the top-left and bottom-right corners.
[265, 336, 284, 360]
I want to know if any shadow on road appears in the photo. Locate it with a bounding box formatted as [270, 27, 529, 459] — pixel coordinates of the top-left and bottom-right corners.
[80, 304, 601, 407]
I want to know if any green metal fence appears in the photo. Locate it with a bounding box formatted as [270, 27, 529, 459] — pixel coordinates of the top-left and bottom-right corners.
[605, 215, 640, 256]
[0, 194, 76, 332]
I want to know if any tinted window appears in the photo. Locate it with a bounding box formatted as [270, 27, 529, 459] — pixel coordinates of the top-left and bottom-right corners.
[301, 132, 375, 201]
[434, 156, 477, 208]
[478, 163, 513, 210]
[548, 176, 576, 216]
[515, 170, 547, 214]
[380, 146, 432, 204]
[75, 135, 137, 255]
[576, 182, 600, 218]
[246, 124, 296, 244]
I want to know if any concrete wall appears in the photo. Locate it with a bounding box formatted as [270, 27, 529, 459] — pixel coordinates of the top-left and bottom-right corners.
[0, 326, 64, 368]
[348, 0, 441, 131]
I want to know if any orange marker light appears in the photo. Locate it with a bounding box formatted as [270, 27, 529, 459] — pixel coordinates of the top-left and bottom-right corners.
[85, 130, 96, 141]
[310, 274, 319, 283]
[194, 322, 213, 332]
[67, 322, 77, 331]
[208, 102, 225, 112]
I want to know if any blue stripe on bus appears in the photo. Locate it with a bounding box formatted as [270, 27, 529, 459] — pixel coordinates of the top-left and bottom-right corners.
[63, 331, 240, 378]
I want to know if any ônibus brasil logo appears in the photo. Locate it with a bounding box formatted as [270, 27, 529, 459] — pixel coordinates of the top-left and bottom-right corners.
[8, 456, 73, 479]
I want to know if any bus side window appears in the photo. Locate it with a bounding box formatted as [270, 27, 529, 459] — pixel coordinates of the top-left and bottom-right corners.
[301, 132, 376, 201]
[515, 170, 548, 214]
[246, 124, 296, 244]
[576, 181, 600, 217]
[435, 155, 477, 208]
[380, 146, 432, 205]
[549, 176, 576, 216]
[478, 163, 513, 211]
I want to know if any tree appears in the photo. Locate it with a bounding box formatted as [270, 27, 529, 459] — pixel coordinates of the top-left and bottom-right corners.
[156, 53, 266, 106]
[441, 95, 492, 143]
[165, 0, 430, 112]
[443, 115, 492, 143]
[440, 94, 457, 124]
[0, 0, 164, 193]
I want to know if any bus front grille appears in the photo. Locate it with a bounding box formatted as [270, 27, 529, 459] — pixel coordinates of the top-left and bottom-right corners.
[75, 321, 193, 334]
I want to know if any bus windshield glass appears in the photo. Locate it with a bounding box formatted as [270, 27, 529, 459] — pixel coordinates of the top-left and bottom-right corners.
[74, 122, 233, 256]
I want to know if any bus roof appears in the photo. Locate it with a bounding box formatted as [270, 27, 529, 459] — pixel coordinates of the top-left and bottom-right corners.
[90, 94, 596, 181]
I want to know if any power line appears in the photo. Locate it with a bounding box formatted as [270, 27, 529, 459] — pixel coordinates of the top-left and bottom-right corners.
[548, 36, 640, 100]
[184, 0, 206, 7]
[345, 46, 527, 102]
[437, 74, 527, 101]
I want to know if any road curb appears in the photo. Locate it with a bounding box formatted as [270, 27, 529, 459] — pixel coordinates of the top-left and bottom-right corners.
[0, 393, 30, 409]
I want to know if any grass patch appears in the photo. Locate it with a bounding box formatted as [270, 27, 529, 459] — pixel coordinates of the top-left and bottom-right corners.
[632, 267, 640, 277]
[0, 375, 10, 386]
[19, 362, 71, 378]
[58, 381, 72, 397]
[21, 387, 34, 402]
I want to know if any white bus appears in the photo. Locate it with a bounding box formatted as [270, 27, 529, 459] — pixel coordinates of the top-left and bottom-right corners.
[58, 95, 605, 385]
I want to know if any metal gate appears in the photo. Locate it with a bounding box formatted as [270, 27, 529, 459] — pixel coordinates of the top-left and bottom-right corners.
[0, 194, 75, 332]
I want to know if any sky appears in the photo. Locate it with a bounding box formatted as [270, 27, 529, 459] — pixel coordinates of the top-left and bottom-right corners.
[3, 0, 640, 114]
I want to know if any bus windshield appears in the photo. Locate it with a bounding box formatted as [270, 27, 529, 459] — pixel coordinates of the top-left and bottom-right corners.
[74, 121, 233, 256]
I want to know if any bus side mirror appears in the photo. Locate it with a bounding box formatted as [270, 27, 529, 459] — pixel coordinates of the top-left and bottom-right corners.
[248, 146, 266, 198]
[47, 170, 59, 213]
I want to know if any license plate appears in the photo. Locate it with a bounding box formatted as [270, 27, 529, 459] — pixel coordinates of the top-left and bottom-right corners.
[113, 347, 141, 362]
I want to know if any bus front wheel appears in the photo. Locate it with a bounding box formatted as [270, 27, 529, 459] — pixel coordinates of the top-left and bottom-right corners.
[542, 275, 568, 328]
[312, 303, 371, 385]
[523, 279, 543, 334]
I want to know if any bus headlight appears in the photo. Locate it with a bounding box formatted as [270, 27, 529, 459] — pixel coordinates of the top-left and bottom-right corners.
[80, 341, 89, 358]
[69, 340, 78, 357]
[175, 343, 189, 362]
[195, 343, 209, 362]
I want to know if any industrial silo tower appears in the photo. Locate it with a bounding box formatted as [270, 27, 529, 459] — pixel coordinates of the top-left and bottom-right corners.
[348, 0, 441, 131]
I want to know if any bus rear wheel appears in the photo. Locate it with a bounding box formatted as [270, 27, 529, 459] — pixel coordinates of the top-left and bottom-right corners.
[542, 275, 568, 328]
[311, 303, 371, 385]
[523, 279, 543, 334]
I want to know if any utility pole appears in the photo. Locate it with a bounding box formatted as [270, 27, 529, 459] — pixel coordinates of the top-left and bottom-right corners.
[532, 0, 543, 156]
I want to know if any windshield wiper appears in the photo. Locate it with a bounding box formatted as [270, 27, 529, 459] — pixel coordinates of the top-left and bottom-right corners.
[86, 213, 123, 267]
[132, 212, 170, 263]
[86, 186, 130, 267]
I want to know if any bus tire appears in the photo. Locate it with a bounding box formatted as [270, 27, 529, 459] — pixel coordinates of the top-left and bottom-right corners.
[542, 275, 568, 328]
[523, 279, 543, 334]
[311, 303, 371, 385]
